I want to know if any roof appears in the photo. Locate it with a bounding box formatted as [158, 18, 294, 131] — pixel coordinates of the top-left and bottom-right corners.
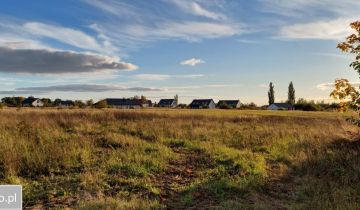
[105, 98, 144, 106]
[218, 100, 240, 106]
[23, 97, 39, 105]
[189, 99, 214, 107]
[60, 100, 74, 106]
[270, 103, 294, 109]
[158, 99, 175, 106]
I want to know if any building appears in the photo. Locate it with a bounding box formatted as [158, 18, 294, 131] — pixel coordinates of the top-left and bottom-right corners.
[267, 103, 294, 110]
[103, 98, 151, 109]
[217, 100, 241, 109]
[58, 100, 75, 108]
[22, 97, 44, 107]
[158, 99, 177, 108]
[189, 99, 216, 109]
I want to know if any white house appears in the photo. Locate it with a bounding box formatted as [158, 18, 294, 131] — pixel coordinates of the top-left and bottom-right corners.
[22, 97, 44, 107]
[267, 103, 294, 110]
[189, 99, 216, 109]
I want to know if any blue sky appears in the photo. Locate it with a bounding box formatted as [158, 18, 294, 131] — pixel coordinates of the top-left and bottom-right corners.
[0, 0, 359, 104]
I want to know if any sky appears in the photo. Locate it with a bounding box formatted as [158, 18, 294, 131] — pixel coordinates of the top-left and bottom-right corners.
[0, 0, 359, 105]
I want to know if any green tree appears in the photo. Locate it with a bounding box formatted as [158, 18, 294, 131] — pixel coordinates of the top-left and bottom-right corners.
[268, 82, 275, 105]
[53, 98, 62, 106]
[174, 94, 179, 105]
[287, 81, 296, 105]
[41, 98, 52, 107]
[74, 100, 86, 108]
[86, 99, 94, 107]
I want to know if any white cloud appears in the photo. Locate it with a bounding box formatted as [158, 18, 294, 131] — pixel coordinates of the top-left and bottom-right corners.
[170, 0, 226, 20]
[258, 84, 268, 88]
[278, 18, 356, 40]
[23, 22, 102, 51]
[180, 58, 205, 66]
[317, 81, 360, 91]
[125, 21, 241, 42]
[132, 74, 204, 81]
[259, 0, 360, 18]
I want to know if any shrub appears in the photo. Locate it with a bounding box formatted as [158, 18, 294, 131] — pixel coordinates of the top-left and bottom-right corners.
[95, 100, 108, 109]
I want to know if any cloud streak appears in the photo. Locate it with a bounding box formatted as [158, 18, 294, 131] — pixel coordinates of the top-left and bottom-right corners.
[317, 81, 360, 90]
[0, 84, 162, 94]
[170, 0, 226, 20]
[132, 74, 204, 81]
[180, 58, 205, 66]
[279, 18, 356, 40]
[0, 47, 137, 74]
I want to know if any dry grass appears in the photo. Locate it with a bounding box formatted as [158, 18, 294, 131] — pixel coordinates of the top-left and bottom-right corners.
[0, 108, 359, 209]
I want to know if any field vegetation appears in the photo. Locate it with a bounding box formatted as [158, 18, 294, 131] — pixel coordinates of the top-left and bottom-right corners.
[0, 108, 359, 209]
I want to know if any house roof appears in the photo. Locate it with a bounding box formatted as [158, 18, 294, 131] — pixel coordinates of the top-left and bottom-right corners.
[60, 100, 74, 106]
[218, 100, 240, 106]
[22, 97, 39, 105]
[271, 103, 294, 109]
[189, 99, 214, 107]
[104, 98, 144, 106]
[158, 99, 175, 106]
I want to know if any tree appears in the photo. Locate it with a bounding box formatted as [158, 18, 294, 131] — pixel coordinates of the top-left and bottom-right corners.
[95, 100, 107, 109]
[337, 21, 360, 74]
[174, 94, 179, 105]
[268, 82, 275, 105]
[287, 82, 296, 105]
[140, 95, 147, 104]
[74, 100, 86, 108]
[86, 99, 94, 107]
[15, 97, 25, 107]
[330, 79, 359, 112]
[53, 98, 62, 106]
[335, 21, 360, 113]
[41, 98, 52, 107]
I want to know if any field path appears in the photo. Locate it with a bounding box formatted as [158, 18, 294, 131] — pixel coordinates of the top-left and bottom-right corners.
[154, 146, 214, 209]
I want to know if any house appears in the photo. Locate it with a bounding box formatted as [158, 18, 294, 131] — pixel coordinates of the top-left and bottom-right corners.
[189, 99, 216, 109]
[158, 99, 177, 108]
[58, 100, 74, 108]
[217, 100, 241, 109]
[103, 98, 151, 109]
[267, 103, 294, 110]
[22, 97, 44, 107]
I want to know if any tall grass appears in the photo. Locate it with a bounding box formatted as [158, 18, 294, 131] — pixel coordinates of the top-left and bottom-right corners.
[0, 108, 358, 209]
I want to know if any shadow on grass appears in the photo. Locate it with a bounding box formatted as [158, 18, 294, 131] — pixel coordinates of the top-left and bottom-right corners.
[164, 137, 360, 209]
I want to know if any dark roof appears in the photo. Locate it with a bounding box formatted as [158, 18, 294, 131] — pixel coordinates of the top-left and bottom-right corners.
[218, 100, 240, 106]
[271, 103, 294, 109]
[189, 99, 214, 108]
[60, 100, 74, 106]
[22, 97, 38, 105]
[158, 99, 175, 106]
[105, 98, 143, 106]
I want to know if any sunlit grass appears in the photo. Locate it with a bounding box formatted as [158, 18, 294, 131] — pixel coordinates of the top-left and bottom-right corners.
[0, 108, 358, 209]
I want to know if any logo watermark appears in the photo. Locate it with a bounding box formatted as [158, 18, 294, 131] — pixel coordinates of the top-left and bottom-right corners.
[0, 185, 22, 210]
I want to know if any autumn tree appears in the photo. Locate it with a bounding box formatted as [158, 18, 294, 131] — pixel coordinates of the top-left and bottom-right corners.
[337, 21, 360, 74]
[330, 79, 359, 112]
[268, 82, 275, 105]
[287, 81, 295, 105]
[335, 21, 360, 112]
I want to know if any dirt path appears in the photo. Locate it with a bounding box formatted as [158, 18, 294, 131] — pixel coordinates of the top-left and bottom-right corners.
[153, 147, 214, 209]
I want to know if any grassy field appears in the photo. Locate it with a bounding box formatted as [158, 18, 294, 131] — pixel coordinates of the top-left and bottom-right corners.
[0, 108, 359, 209]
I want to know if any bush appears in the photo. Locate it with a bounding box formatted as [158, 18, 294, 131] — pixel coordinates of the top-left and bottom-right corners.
[95, 100, 108, 109]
